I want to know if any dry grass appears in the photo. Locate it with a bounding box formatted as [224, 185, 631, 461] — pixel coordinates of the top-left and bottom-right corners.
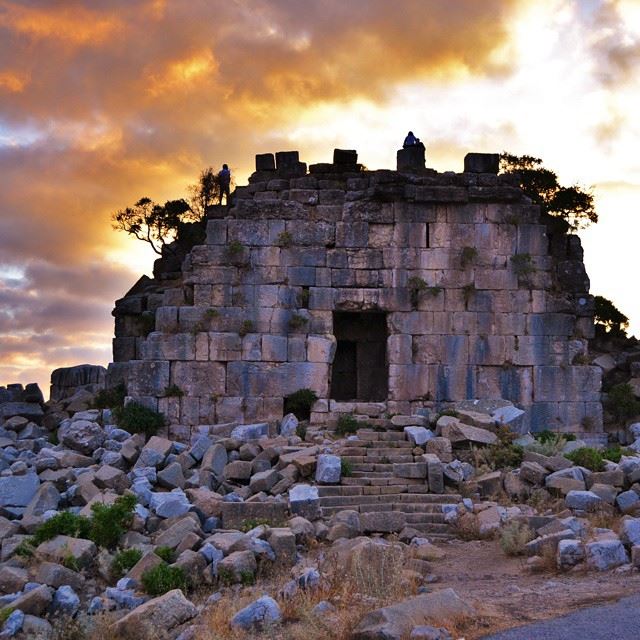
[586, 505, 621, 532]
[499, 522, 535, 557]
[195, 542, 418, 640]
[454, 512, 482, 541]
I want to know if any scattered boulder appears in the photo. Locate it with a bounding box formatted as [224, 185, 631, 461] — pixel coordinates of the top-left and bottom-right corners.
[230, 595, 282, 630]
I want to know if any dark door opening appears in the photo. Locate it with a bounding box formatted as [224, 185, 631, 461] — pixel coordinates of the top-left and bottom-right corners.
[330, 312, 388, 402]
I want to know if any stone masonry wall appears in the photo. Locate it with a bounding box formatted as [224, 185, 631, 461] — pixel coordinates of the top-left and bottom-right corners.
[111, 150, 601, 437]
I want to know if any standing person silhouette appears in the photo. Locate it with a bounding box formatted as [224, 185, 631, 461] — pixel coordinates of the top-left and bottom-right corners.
[218, 163, 231, 205]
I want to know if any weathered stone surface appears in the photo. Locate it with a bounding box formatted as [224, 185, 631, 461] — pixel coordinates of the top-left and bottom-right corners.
[404, 426, 434, 446]
[352, 589, 473, 640]
[218, 550, 257, 582]
[519, 461, 549, 486]
[34, 561, 85, 590]
[9, 584, 52, 616]
[249, 469, 280, 493]
[565, 490, 602, 511]
[393, 462, 427, 479]
[36, 535, 97, 569]
[620, 517, 640, 546]
[279, 413, 298, 437]
[58, 419, 105, 454]
[423, 454, 444, 494]
[230, 423, 269, 442]
[112, 589, 197, 635]
[475, 471, 502, 498]
[557, 539, 585, 569]
[0, 473, 40, 507]
[585, 538, 629, 570]
[439, 421, 497, 446]
[315, 454, 341, 484]
[359, 511, 406, 533]
[230, 595, 282, 630]
[289, 484, 319, 519]
[220, 501, 287, 529]
[616, 490, 640, 513]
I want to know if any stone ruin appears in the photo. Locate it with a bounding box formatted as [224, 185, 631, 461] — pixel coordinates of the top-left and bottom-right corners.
[109, 147, 602, 439]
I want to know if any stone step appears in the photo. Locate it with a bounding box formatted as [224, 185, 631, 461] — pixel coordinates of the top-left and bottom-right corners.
[349, 463, 397, 472]
[342, 441, 414, 450]
[350, 471, 394, 478]
[342, 454, 415, 463]
[405, 513, 447, 524]
[340, 477, 427, 487]
[318, 494, 457, 508]
[317, 485, 436, 497]
[408, 522, 452, 535]
[356, 431, 408, 441]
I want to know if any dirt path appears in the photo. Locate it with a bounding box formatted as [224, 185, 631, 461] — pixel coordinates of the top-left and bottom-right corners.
[431, 539, 640, 639]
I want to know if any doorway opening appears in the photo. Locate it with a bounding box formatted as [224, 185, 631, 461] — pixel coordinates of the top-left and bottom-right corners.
[330, 312, 388, 402]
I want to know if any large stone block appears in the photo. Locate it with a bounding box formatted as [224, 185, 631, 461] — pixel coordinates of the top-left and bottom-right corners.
[171, 361, 225, 396]
[127, 360, 170, 396]
[464, 153, 499, 174]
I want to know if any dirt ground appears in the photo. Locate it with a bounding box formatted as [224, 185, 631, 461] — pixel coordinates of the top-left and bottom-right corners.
[431, 538, 640, 639]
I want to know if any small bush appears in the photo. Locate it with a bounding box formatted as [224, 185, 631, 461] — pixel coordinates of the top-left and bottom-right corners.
[340, 459, 353, 477]
[14, 540, 35, 558]
[296, 423, 307, 440]
[154, 546, 175, 563]
[277, 230, 293, 247]
[62, 553, 81, 572]
[238, 319, 255, 337]
[93, 383, 126, 410]
[297, 287, 310, 308]
[288, 313, 309, 330]
[113, 402, 165, 437]
[526, 430, 571, 456]
[163, 384, 184, 397]
[426, 285, 443, 297]
[407, 276, 427, 309]
[479, 426, 524, 470]
[239, 518, 272, 533]
[435, 409, 459, 420]
[510, 253, 536, 279]
[336, 414, 359, 436]
[112, 548, 143, 578]
[226, 239, 244, 256]
[0, 608, 15, 625]
[284, 388, 318, 421]
[141, 564, 187, 596]
[565, 447, 605, 472]
[89, 494, 137, 549]
[32, 511, 91, 546]
[499, 521, 535, 556]
[602, 445, 631, 463]
[606, 383, 640, 423]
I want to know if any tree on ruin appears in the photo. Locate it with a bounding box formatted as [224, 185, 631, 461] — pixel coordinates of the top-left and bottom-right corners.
[111, 197, 192, 255]
[500, 153, 597, 231]
[112, 167, 224, 253]
[594, 295, 629, 336]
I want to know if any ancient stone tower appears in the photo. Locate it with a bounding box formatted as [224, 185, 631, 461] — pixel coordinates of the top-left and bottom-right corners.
[110, 147, 602, 439]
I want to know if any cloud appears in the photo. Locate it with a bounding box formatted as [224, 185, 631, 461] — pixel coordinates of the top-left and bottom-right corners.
[0, 0, 521, 392]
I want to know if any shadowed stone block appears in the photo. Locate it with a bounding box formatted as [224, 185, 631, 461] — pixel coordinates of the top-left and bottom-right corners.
[464, 153, 500, 174]
[397, 146, 425, 172]
[333, 148, 357, 165]
[256, 153, 275, 171]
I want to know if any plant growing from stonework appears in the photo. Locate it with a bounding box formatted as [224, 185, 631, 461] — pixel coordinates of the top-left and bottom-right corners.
[510, 253, 536, 283]
[426, 285, 442, 297]
[163, 384, 184, 398]
[340, 459, 353, 477]
[284, 388, 318, 421]
[113, 402, 166, 437]
[154, 546, 176, 563]
[225, 239, 244, 258]
[93, 383, 127, 410]
[297, 287, 310, 308]
[594, 295, 629, 337]
[89, 494, 137, 549]
[31, 511, 91, 545]
[336, 413, 359, 435]
[460, 246, 478, 269]
[238, 319, 255, 337]
[141, 564, 188, 596]
[112, 548, 143, 579]
[288, 312, 309, 330]
[277, 230, 293, 248]
[565, 447, 605, 472]
[462, 283, 475, 309]
[407, 276, 427, 309]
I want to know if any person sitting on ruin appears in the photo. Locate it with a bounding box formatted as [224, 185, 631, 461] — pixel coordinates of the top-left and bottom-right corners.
[403, 131, 418, 148]
[218, 163, 231, 205]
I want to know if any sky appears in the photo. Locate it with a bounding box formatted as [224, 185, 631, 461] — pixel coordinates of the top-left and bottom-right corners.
[0, 0, 639, 394]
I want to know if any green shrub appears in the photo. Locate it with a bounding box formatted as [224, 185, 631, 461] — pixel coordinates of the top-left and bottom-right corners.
[336, 414, 359, 435]
[238, 319, 255, 337]
[476, 426, 523, 470]
[602, 445, 631, 463]
[32, 511, 91, 546]
[89, 494, 137, 549]
[14, 540, 35, 558]
[340, 459, 353, 477]
[277, 230, 293, 247]
[499, 522, 535, 556]
[112, 548, 143, 578]
[0, 608, 15, 625]
[239, 518, 273, 533]
[93, 383, 127, 410]
[141, 564, 187, 596]
[510, 253, 536, 279]
[62, 553, 81, 572]
[288, 313, 309, 330]
[226, 239, 244, 256]
[407, 276, 427, 309]
[163, 384, 184, 397]
[296, 423, 308, 440]
[565, 447, 605, 472]
[284, 388, 318, 421]
[154, 546, 176, 563]
[113, 402, 165, 437]
[606, 383, 640, 423]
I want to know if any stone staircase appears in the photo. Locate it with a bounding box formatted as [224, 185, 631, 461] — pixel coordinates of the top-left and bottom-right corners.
[318, 429, 462, 539]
